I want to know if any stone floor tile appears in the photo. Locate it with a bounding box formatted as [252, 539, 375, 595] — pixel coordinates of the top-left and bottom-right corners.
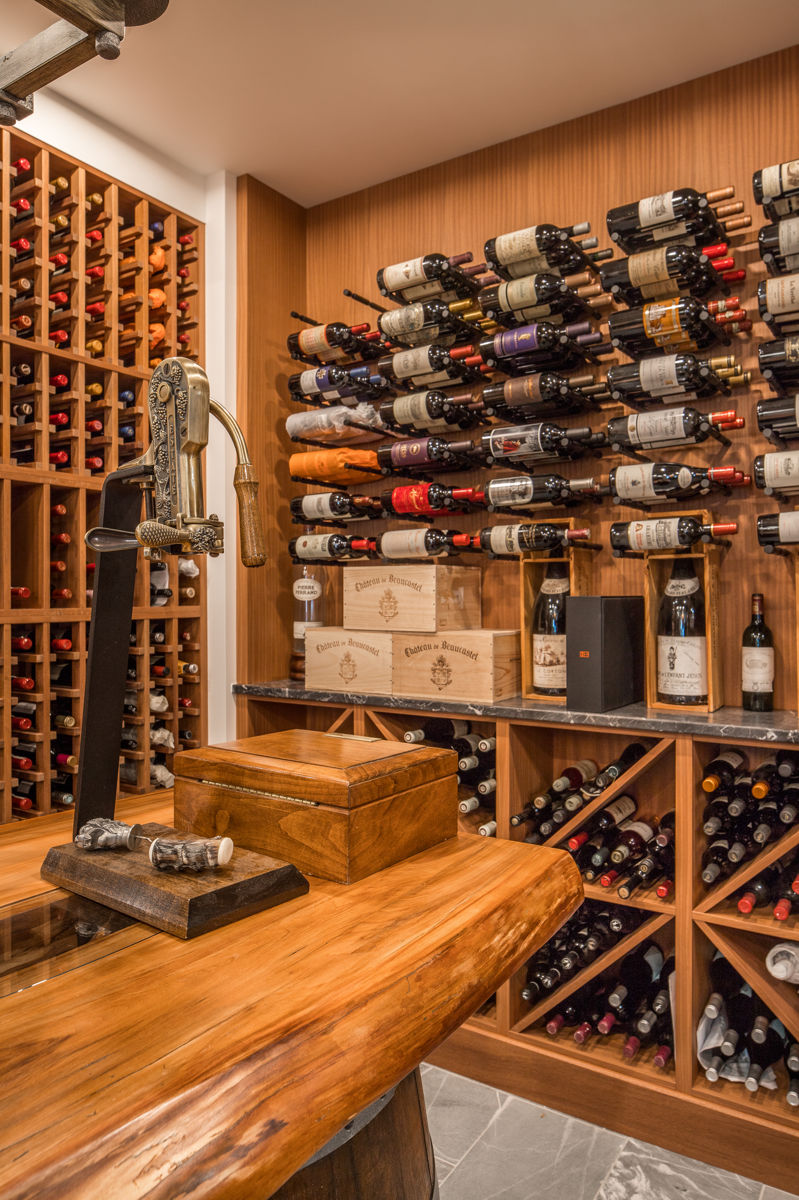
[594, 1139, 764, 1200]
[423, 1068, 506, 1164]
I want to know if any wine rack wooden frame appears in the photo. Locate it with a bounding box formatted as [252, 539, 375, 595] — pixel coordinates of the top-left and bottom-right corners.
[232, 690, 799, 1192]
[0, 126, 207, 822]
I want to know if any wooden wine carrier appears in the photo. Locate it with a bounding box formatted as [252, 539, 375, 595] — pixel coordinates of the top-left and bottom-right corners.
[640, 511, 725, 713]
[0, 127, 207, 821]
[518, 517, 596, 703]
[172, 728, 458, 883]
[342, 562, 482, 633]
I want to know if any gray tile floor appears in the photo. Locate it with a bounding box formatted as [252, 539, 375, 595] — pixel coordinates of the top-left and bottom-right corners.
[421, 1065, 798, 1200]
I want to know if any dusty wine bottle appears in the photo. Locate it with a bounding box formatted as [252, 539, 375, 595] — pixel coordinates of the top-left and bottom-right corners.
[606, 406, 739, 451]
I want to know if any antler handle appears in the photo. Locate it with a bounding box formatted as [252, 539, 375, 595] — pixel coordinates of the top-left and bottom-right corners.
[234, 462, 267, 567]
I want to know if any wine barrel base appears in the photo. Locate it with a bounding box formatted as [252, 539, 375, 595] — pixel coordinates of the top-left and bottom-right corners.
[271, 1068, 438, 1200]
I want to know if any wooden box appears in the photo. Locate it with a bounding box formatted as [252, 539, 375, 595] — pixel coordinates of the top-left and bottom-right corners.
[173, 729, 458, 884]
[392, 629, 521, 703]
[304, 627, 393, 695]
[342, 563, 482, 632]
[519, 524, 595, 703]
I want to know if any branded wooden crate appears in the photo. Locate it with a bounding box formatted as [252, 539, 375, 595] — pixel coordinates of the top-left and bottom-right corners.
[305, 627, 393, 695]
[173, 728, 458, 883]
[342, 563, 481, 633]
[392, 629, 521, 703]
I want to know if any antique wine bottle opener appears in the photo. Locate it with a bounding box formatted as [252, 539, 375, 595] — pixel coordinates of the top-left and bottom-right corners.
[74, 358, 266, 833]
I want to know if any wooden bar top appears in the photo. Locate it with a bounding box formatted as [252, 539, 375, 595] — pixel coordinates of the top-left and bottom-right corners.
[0, 796, 581, 1200]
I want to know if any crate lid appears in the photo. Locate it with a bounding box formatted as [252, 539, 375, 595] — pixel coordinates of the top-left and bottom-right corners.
[173, 728, 456, 809]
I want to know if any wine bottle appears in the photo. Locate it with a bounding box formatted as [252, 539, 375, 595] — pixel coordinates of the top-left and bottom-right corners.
[608, 461, 739, 506]
[701, 750, 748, 795]
[657, 557, 707, 705]
[608, 297, 734, 357]
[753, 158, 799, 220]
[483, 222, 594, 280]
[579, 744, 648, 799]
[529, 558, 570, 695]
[456, 321, 590, 372]
[287, 321, 378, 365]
[480, 421, 595, 464]
[288, 448, 380, 486]
[606, 187, 734, 253]
[288, 532, 372, 561]
[606, 353, 736, 404]
[758, 336, 799, 395]
[741, 594, 775, 712]
[606, 406, 740, 452]
[476, 272, 589, 324]
[756, 512, 799, 550]
[374, 344, 477, 388]
[403, 718, 470, 744]
[758, 275, 799, 328]
[478, 372, 602, 420]
[291, 538, 326, 681]
[765, 941, 799, 984]
[754, 449, 799, 494]
[376, 253, 478, 303]
[744, 1022, 786, 1092]
[370, 528, 469, 560]
[376, 299, 473, 346]
[566, 796, 638, 849]
[610, 517, 736, 553]
[472, 524, 588, 556]
[758, 216, 799, 275]
[381, 483, 479, 517]
[375, 435, 474, 473]
[290, 491, 378, 522]
[484, 473, 598, 510]
[600, 244, 724, 304]
[377, 390, 472, 433]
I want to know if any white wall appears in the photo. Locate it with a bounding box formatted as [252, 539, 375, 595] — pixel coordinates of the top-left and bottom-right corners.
[22, 90, 238, 742]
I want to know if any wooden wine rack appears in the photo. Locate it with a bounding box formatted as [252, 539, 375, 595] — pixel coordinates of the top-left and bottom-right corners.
[232, 43, 799, 1194]
[0, 126, 207, 822]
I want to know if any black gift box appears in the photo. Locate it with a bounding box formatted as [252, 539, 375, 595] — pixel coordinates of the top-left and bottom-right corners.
[566, 596, 645, 712]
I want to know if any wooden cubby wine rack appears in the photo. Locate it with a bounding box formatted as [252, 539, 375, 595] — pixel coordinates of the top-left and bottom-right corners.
[0, 126, 207, 822]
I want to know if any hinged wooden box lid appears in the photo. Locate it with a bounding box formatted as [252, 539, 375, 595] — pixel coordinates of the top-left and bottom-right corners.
[173, 728, 456, 810]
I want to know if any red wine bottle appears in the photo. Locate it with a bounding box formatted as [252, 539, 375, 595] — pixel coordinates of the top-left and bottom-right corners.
[610, 517, 736, 553]
[483, 222, 593, 279]
[608, 297, 732, 356]
[606, 406, 739, 452]
[376, 253, 477, 303]
[288, 532, 372, 561]
[485, 472, 599, 510]
[758, 216, 799, 275]
[376, 299, 474, 346]
[289, 492, 378, 522]
[606, 187, 734, 253]
[472, 525, 588, 556]
[757, 512, 799, 550]
[741, 593, 774, 712]
[600, 244, 724, 304]
[758, 275, 799, 329]
[758, 336, 799, 395]
[753, 158, 799, 220]
[606, 353, 734, 404]
[608, 461, 739, 506]
[369, 528, 469, 560]
[480, 421, 595, 464]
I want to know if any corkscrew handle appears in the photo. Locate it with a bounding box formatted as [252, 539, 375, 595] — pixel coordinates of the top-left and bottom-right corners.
[233, 462, 267, 567]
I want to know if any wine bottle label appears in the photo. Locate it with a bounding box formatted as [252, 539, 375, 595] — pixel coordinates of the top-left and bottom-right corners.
[494, 227, 541, 265]
[503, 375, 544, 406]
[380, 305, 427, 336]
[533, 633, 567, 689]
[297, 325, 332, 354]
[493, 326, 539, 357]
[763, 451, 799, 488]
[765, 159, 799, 199]
[638, 354, 683, 397]
[379, 530, 433, 558]
[392, 393, 448, 431]
[496, 276, 542, 312]
[293, 577, 323, 601]
[410, 370, 453, 387]
[651, 219, 689, 242]
[637, 192, 675, 228]
[299, 493, 337, 519]
[765, 275, 799, 315]
[664, 576, 700, 596]
[657, 636, 707, 695]
[294, 534, 334, 559]
[627, 247, 671, 292]
[642, 301, 682, 345]
[786, 335, 799, 363]
[390, 437, 432, 466]
[391, 485, 438, 514]
[293, 620, 323, 640]
[299, 368, 329, 396]
[392, 346, 435, 379]
[505, 253, 552, 277]
[625, 518, 682, 550]
[487, 426, 544, 459]
[742, 647, 775, 693]
[512, 303, 555, 321]
[403, 326, 456, 349]
[613, 463, 668, 501]
[540, 577, 570, 594]
[487, 525, 528, 554]
[777, 511, 799, 542]
[486, 477, 535, 507]
[605, 795, 637, 823]
[382, 257, 428, 292]
[626, 408, 688, 446]
[778, 217, 799, 268]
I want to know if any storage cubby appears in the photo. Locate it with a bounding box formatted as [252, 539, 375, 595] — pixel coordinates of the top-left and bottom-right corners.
[0, 125, 207, 821]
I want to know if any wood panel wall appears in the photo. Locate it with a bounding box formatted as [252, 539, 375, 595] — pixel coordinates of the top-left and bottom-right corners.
[238, 45, 799, 712]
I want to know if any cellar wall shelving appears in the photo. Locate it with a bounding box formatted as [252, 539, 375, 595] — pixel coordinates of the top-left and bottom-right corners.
[1, 126, 208, 823]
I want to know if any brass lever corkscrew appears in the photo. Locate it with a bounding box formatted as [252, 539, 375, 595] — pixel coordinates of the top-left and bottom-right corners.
[86, 357, 266, 567]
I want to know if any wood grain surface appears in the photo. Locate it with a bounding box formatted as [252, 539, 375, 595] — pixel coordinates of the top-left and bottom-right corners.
[237, 45, 799, 712]
[0, 794, 581, 1200]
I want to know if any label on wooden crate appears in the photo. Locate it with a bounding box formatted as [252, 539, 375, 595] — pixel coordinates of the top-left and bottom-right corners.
[343, 564, 481, 632]
[657, 635, 707, 696]
[305, 629, 393, 694]
[393, 631, 520, 703]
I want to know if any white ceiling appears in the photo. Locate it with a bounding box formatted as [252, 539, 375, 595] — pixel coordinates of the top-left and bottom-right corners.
[3, 0, 799, 207]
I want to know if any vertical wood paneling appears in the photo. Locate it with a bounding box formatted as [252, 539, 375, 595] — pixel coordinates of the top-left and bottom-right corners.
[290, 45, 799, 711]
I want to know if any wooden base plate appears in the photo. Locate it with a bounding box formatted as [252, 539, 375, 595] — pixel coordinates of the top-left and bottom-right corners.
[40, 823, 309, 939]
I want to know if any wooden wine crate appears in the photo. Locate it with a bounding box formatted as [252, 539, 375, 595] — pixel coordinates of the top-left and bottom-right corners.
[173, 728, 458, 883]
[519, 519, 596, 703]
[342, 563, 482, 633]
[641, 513, 724, 713]
[392, 629, 521, 703]
[305, 627, 393, 695]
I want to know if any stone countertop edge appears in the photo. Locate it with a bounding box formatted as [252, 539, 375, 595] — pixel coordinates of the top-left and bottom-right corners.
[233, 681, 799, 745]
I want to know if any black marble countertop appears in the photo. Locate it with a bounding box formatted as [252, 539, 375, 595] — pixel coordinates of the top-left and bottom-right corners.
[233, 679, 799, 744]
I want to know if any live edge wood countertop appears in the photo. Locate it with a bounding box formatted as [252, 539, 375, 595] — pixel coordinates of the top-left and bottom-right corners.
[0, 794, 581, 1200]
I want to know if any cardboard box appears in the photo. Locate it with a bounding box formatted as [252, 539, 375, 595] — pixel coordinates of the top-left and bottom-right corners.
[392, 629, 521, 703]
[174, 729, 458, 883]
[343, 563, 481, 633]
[304, 627, 393, 695]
